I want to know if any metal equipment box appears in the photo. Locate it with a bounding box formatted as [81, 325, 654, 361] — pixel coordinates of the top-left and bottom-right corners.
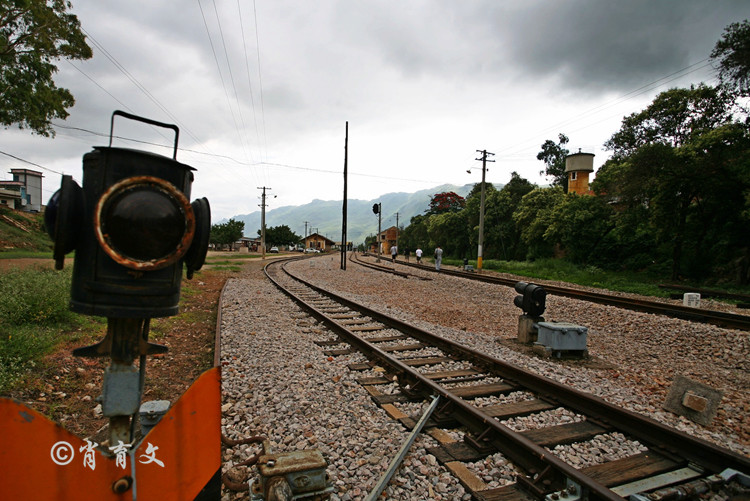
[536, 322, 588, 352]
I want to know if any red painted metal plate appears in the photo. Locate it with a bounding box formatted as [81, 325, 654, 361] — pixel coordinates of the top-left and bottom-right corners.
[0, 366, 220, 500]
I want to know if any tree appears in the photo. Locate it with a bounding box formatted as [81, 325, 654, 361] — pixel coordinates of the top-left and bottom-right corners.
[210, 219, 244, 249]
[537, 133, 569, 191]
[398, 213, 431, 254]
[599, 84, 750, 281]
[260, 225, 301, 247]
[545, 194, 615, 265]
[426, 191, 465, 215]
[604, 84, 736, 159]
[427, 210, 469, 258]
[512, 187, 565, 259]
[711, 20, 750, 96]
[1, 0, 93, 136]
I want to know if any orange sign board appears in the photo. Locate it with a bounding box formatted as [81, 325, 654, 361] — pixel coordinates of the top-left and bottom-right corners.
[0, 367, 221, 500]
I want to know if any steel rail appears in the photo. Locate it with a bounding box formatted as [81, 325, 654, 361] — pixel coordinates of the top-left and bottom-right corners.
[264, 259, 750, 500]
[355, 253, 750, 331]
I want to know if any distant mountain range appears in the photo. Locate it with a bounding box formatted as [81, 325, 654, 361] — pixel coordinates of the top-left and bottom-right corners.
[224, 183, 504, 245]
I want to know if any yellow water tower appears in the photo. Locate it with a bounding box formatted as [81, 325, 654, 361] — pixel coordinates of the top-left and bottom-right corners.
[565, 150, 594, 195]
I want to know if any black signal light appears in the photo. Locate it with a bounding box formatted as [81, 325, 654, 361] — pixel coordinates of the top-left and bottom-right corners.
[45, 110, 211, 318]
[95, 176, 195, 271]
[513, 281, 547, 316]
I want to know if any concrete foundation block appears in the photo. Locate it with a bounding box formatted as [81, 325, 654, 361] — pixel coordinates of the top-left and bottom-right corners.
[663, 375, 723, 426]
[517, 315, 543, 344]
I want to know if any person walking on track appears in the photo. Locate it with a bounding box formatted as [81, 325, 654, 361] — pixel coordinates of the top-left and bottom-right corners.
[434, 245, 443, 271]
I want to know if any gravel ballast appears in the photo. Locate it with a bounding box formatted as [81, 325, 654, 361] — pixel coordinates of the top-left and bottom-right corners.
[220, 255, 749, 500]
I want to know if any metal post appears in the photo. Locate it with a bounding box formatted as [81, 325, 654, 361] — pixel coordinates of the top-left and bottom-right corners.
[258, 186, 270, 260]
[341, 122, 348, 270]
[376, 204, 382, 263]
[474, 150, 494, 271]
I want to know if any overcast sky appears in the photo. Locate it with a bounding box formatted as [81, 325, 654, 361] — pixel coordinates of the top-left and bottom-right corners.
[2, 1, 749, 223]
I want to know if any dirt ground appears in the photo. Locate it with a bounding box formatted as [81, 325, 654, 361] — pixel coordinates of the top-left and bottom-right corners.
[2, 253, 262, 445]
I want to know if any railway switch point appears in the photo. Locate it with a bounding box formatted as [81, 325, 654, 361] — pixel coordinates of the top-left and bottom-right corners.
[663, 375, 723, 425]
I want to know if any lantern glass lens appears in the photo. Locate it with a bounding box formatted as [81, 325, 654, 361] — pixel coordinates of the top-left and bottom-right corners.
[103, 186, 185, 261]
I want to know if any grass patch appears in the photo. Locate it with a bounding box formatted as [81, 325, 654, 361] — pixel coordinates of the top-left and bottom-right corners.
[448, 257, 670, 297]
[0, 250, 55, 259]
[0, 267, 95, 392]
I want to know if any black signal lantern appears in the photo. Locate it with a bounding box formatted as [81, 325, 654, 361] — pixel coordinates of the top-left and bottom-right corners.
[513, 281, 547, 317]
[45, 111, 211, 318]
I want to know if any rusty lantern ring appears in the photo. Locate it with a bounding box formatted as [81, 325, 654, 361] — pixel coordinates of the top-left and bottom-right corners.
[94, 175, 195, 271]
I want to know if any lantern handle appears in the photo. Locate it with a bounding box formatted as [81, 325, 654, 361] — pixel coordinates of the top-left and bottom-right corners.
[109, 110, 180, 160]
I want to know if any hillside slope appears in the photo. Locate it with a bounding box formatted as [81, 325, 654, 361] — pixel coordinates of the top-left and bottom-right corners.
[0, 207, 51, 252]
[228, 183, 503, 244]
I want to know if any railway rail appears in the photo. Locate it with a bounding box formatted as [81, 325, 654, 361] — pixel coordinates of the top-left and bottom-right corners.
[264, 256, 750, 501]
[353, 252, 750, 331]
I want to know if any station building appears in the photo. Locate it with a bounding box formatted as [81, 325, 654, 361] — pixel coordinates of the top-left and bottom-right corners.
[0, 169, 44, 211]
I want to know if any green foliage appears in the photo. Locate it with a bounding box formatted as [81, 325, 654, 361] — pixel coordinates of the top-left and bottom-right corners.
[0, 267, 78, 392]
[427, 210, 469, 257]
[545, 194, 615, 264]
[0, 324, 59, 391]
[0, 0, 93, 136]
[398, 214, 430, 253]
[259, 224, 301, 246]
[480, 258, 669, 297]
[599, 83, 750, 281]
[210, 218, 244, 248]
[710, 19, 750, 96]
[0, 267, 74, 326]
[481, 173, 535, 260]
[604, 84, 736, 158]
[537, 133, 569, 191]
[512, 186, 565, 259]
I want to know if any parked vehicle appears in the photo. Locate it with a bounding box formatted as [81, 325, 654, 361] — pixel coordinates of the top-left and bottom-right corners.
[304, 248, 320, 253]
[269, 246, 279, 253]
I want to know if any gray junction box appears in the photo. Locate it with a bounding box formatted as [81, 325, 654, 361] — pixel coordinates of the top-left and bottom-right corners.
[535, 321, 588, 357]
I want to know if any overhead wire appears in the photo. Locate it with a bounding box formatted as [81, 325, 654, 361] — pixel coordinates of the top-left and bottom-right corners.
[210, 0, 257, 167]
[252, 0, 269, 169]
[493, 58, 717, 162]
[237, 0, 263, 165]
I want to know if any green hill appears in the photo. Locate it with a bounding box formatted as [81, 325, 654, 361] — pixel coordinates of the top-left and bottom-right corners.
[228, 183, 503, 245]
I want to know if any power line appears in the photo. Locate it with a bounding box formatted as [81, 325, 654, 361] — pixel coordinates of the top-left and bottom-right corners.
[494, 58, 716, 161]
[237, 0, 264, 165]
[252, 0, 269, 166]
[0, 150, 65, 176]
[210, 0, 257, 167]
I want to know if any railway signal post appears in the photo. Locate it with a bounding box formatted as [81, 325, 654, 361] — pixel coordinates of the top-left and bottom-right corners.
[1, 111, 219, 500]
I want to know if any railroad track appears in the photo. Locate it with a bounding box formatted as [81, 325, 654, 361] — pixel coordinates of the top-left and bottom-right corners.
[353, 253, 750, 331]
[265, 257, 750, 501]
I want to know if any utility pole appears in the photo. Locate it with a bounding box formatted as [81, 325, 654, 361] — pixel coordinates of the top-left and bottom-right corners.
[474, 150, 494, 271]
[258, 186, 271, 260]
[341, 121, 348, 270]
